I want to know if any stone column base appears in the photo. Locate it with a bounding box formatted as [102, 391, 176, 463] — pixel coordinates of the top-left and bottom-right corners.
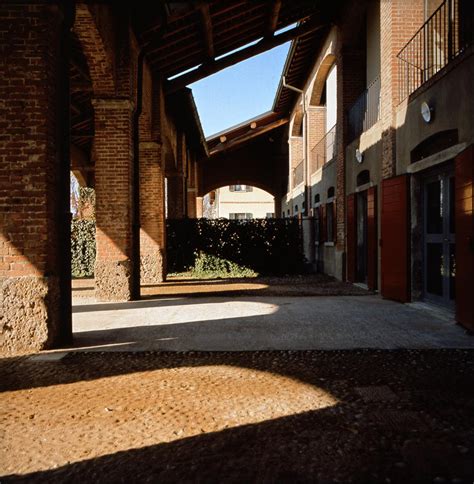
[140, 251, 166, 285]
[95, 260, 133, 301]
[1, 276, 60, 355]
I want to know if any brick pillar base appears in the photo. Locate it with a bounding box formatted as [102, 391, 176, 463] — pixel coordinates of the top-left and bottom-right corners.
[140, 141, 166, 284]
[1, 276, 61, 355]
[93, 99, 137, 301]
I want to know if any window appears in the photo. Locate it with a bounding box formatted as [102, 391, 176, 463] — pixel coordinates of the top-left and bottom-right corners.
[326, 202, 334, 242]
[229, 185, 253, 192]
[327, 186, 335, 198]
[314, 194, 320, 205]
[266, 213, 274, 218]
[229, 213, 253, 220]
[356, 170, 370, 187]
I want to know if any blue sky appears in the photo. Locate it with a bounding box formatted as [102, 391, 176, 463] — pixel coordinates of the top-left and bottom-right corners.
[189, 42, 291, 138]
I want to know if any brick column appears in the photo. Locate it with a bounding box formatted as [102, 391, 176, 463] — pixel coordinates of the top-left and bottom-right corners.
[380, 0, 424, 178]
[139, 141, 166, 284]
[93, 99, 138, 301]
[195, 197, 204, 218]
[0, 5, 71, 354]
[167, 175, 186, 219]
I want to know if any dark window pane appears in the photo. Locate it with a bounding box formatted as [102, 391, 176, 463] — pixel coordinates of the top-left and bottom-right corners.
[450, 243, 456, 300]
[327, 203, 334, 241]
[426, 180, 443, 234]
[426, 243, 443, 296]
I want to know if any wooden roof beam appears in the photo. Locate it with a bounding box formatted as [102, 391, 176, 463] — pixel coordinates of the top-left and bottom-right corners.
[199, 2, 214, 59]
[208, 118, 289, 156]
[266, 0, 282, 37]
[165, 17, 324, 93]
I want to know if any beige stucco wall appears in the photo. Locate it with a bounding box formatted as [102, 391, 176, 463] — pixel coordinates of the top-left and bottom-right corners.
[395, 53, 474, 174]
[216, 186, 275, 219]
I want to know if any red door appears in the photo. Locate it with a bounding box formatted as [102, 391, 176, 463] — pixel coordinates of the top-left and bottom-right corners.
[455, 145, 474, 330]
[381, 175, 410, 302]
[346, 193, 356, 282]
[367, 186, 378, 291]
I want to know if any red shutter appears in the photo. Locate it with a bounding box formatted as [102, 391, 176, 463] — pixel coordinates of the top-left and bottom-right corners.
[381, 175, 410, 302]
[321, 204, 327, 242]
[367, 186, 378, 291]
[346, 193, 356, 283]
[455, 145, 474, 330]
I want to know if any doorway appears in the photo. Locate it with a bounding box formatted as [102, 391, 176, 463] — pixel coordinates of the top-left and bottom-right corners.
[422, 170, 455, 308]
[356, 190, 368, 284]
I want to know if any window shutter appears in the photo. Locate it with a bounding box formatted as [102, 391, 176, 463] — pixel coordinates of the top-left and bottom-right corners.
[332, 199, 337, 244]
[367, 186, 378, 291]
[455, 144, 474, 330]
[381, 175, 410, 302]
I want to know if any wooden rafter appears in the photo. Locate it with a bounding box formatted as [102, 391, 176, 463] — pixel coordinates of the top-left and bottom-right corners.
[166, 18, 324, 93]
[199, 2, 214, 59]
[209, 118, 289, 156]
[266, 0, 282, 37]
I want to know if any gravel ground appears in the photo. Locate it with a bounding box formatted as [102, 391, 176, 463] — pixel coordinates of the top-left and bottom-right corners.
[73, 274, 371, 299]
[1, 350, 474, 483]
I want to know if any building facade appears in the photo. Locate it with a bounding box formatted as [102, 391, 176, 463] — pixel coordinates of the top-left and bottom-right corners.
[281, 0, 473, 328]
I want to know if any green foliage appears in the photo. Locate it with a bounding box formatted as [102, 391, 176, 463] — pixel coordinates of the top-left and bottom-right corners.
[191, 252, 257, 279]
[167, 218, 305, 276]
[71, 219, 96, 278]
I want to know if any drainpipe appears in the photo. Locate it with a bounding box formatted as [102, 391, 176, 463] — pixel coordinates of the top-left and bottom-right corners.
[283, 76, 314, 268]
[282, 76, 310, 216]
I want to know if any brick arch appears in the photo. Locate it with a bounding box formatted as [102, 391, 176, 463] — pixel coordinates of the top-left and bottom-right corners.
[290, 105, 303, 137]
[201, 179, 276, 199]
[309, 53, 336, 106]
[73, 4, 115, 97]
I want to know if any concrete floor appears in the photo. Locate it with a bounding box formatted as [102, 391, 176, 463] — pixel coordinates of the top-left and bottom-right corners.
[72, 295, 474, 351]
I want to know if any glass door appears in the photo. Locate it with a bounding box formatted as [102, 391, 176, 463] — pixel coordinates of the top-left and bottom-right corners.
[423, 171, 455, 307]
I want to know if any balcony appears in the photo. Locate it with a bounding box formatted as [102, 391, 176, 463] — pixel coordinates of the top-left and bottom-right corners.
[310, 124, 337, 174]
[347, 76, 381, 141]
[397, 0, 473, 101]
[292, 159, 304, 188]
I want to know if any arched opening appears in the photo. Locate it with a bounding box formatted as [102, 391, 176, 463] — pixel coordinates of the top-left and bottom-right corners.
[202, 185, 275, 220]
[308, 55, 337, 172]
[356, 169, 370, 187]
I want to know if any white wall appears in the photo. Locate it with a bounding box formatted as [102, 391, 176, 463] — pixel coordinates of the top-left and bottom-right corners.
[215, 186, 275, 219]
[326, 64, 337, 132]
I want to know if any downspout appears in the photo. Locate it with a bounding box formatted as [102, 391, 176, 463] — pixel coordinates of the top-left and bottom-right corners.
[282, 76, 309, 217]
[131, 46, 146, 300]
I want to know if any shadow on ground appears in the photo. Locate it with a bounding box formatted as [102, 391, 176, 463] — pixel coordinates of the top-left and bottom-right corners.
[1, 350, 474, 483]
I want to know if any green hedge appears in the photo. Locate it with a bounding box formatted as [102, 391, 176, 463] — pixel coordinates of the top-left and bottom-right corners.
[71, 219, 96, 278]
[167, 218, 305, 276]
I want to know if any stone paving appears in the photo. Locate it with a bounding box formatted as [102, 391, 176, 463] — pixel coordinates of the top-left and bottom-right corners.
[1, 350, 474, 483]
[72, 295, 474, 352]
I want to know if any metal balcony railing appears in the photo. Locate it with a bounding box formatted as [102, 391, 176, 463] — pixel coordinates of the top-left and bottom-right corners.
[310, 124, 337, 174]
[397, 0, 473, 101]
[292, 159, 304, 187]
[347, 76, 381, 141]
